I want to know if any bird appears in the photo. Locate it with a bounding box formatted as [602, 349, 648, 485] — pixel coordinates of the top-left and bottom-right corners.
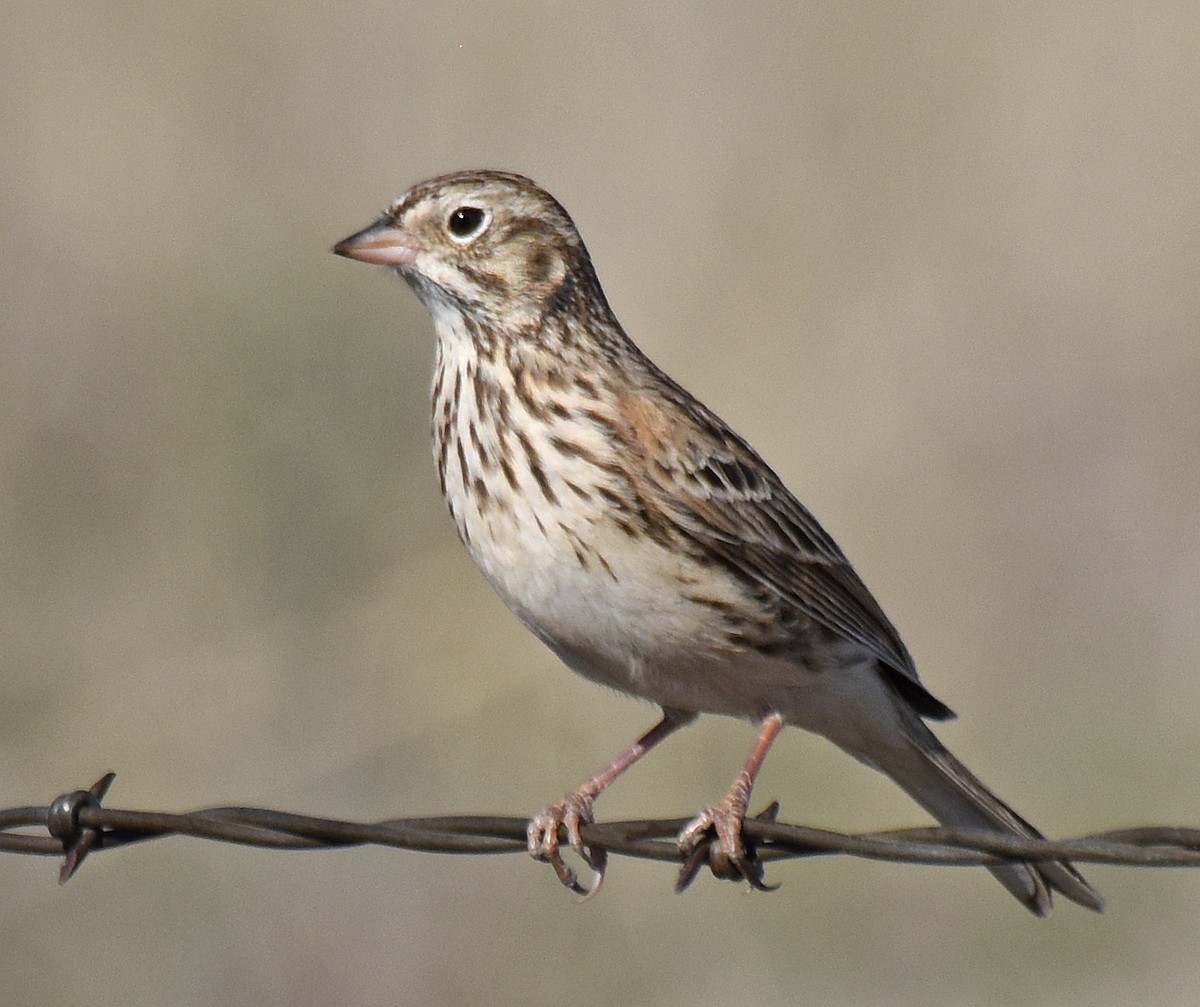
[332, 169, 1103, 915]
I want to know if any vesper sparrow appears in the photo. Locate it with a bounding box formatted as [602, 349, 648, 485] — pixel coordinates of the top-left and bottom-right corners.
[333, 169, 1102, 915]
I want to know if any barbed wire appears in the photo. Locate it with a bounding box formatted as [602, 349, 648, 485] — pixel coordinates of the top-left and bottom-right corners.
[4, 773, 1200, 887]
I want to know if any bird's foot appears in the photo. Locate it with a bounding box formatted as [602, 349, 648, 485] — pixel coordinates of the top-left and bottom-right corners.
[675, 799, 780, 893]
[527, 790, 607, 897]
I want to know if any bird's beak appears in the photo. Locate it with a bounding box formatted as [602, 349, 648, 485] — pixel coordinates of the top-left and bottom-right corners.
[332, 217, 420, 266]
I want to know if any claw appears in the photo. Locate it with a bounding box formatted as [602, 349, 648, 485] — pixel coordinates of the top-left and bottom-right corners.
[524, 712, 693, 897]
[527, 792, 607, 897]
[675, 800, 780, 893]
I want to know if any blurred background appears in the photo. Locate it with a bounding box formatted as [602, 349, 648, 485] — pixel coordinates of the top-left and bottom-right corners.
[3, 3, 1199, 1004]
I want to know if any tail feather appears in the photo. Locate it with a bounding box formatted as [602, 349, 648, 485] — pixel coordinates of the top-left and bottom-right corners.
[888, 731, 1104, 915]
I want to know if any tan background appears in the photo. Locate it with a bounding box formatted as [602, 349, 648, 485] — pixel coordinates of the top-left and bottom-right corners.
[4, 4, 1199, 1004]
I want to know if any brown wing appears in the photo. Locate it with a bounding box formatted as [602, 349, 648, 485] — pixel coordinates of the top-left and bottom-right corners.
[615, 377, 954, 721]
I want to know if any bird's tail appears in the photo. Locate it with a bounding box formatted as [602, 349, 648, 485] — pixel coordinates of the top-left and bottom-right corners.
[881, 723, 1103, 916]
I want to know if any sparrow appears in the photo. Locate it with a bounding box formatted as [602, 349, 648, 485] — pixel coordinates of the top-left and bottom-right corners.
[333, 169, 1103, 915]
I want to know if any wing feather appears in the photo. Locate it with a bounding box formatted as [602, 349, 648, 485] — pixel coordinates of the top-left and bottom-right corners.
[614, 378, 953, 720]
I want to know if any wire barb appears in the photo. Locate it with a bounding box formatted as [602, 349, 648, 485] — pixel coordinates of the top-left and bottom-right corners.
[5, 775, 1200, 888]
[44, 772, 116, 883]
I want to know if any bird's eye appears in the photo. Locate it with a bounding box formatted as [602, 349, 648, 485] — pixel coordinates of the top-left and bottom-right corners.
[446, 206, 489, 241]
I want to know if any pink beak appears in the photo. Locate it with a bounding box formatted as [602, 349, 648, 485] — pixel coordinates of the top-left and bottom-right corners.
[333, 218, 420, 267]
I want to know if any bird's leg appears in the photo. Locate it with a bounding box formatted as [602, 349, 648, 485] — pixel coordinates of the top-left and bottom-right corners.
[677, 711, 785, 892]
[528, 708, 695, 896]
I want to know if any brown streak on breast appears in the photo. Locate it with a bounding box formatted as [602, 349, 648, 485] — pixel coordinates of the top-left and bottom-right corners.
[516, 428, 558, 505]
[455, 438, 470, 489]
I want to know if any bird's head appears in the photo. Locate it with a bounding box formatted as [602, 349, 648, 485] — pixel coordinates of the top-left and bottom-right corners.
[334, 170, 601, 333]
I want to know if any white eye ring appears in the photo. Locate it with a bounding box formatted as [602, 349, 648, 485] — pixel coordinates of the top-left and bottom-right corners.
[446, 205, 490, 242]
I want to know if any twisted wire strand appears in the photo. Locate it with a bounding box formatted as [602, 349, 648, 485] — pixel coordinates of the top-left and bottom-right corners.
[4, 774, 1200, 884]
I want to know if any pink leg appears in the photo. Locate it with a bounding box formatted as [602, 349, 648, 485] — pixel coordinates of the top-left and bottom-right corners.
[677, 712, 786, 890]
[528, 709, 695, 896]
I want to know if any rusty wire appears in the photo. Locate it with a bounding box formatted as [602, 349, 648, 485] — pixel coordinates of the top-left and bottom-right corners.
[4, 773, 1200, 886]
